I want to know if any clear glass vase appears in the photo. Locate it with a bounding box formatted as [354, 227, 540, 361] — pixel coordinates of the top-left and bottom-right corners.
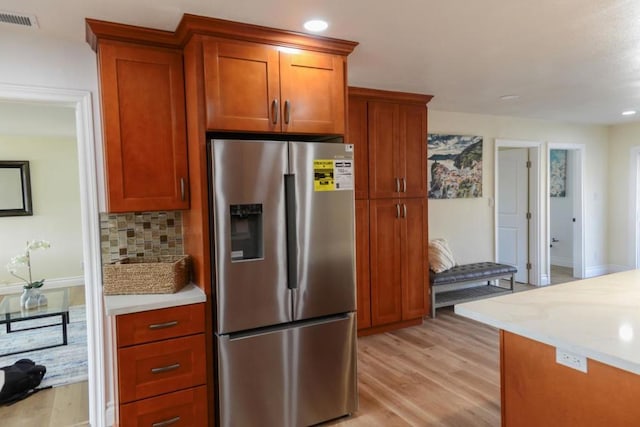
[20, 287, 46, 309]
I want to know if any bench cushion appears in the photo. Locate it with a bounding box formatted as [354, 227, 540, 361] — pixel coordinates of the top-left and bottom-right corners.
[430, 262, 517, 286]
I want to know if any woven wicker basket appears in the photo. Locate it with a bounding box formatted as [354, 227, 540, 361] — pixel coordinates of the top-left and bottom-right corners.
[103, 255, 190, 295]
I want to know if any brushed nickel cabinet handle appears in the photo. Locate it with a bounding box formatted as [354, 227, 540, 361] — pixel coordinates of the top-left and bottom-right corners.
[272, 99, 279, 124]
[148, 320, 178, 330]
[396, 204, 400, 218]
[402, 177, 407, 193]
[152, 416, 181, 427]
[151, 363, 181, 374]
[395, 178, 400, 193]
[180, 178, 185, 201]
[284, 100, 291, 124]
[403, 203, 407, 219]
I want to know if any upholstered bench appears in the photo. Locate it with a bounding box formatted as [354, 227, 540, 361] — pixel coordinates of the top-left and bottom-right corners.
[430, 262, 517, 317]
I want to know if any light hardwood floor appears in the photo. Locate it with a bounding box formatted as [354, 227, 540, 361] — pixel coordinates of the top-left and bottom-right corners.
[329, 308, 501, 426]
[3, 306, 500, 426]
[0, 286, 89, 426]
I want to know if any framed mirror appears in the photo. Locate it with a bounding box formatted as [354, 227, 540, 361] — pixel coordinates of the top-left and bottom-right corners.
[0, 160, 33, 216]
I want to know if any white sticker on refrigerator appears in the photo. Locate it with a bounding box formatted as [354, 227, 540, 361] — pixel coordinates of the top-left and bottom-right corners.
[313, 159, 353, 192]
[333, 160, 354, 191]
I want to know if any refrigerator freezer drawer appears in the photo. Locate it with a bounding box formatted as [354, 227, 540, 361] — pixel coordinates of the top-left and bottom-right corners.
[217, 313, 358, 427]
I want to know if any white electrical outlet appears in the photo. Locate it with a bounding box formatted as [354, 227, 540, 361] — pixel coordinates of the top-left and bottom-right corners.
[556, 348, 588, 373]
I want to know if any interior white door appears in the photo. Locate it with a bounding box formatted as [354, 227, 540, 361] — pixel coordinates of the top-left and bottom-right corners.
[498, 148, 529, 283]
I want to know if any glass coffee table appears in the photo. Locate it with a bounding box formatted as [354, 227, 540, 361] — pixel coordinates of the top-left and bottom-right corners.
[0, 288, 70, 357]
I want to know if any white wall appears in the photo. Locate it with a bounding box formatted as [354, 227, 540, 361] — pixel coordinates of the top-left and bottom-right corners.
[549, 150, 574, 267]
[0, 30, 111, 425]
[606, 122, 640, 269]
[428, 110, 609, 278]
[0, 30, 105, 209]
[0, 134, 83, 286]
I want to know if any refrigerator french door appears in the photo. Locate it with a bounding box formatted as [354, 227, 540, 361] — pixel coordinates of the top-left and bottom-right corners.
[210, 139, 357, 427]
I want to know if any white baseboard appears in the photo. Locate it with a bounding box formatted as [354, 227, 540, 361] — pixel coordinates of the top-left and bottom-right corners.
[539, 274, 551, 286]
[105, 402, 115, 426]
[607, 264, 632, 274]
[0, 276, 84, 295]
[585, 265, 613, 278]
[550, 256, 573, 268]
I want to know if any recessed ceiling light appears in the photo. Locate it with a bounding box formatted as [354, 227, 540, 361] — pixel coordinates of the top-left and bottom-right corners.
[622, 110, 637, 116]
[304, 19, 328, 32]
[499, 94, 520, 101]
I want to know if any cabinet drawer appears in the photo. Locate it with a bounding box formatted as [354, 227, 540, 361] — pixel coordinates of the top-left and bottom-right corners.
[118, 334, 207, 403]
[116, 304, 205, 347]
[119, 385, 207, 427]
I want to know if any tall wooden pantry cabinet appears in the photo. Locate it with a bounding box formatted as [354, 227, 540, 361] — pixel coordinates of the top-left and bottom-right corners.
[348, 87, 433, 335]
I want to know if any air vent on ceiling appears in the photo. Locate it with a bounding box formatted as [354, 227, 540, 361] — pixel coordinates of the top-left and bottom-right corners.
[0, 11, 39, 28]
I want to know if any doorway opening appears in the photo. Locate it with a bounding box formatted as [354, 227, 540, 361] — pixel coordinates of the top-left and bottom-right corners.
[0, 84, 105, 426]
[495, 139, 542, 285]
[547, 143, 585, 283]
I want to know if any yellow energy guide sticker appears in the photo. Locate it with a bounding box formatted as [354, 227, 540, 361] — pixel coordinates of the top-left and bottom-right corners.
[314, 160, 335, 191]
[313, 159, 354, 192]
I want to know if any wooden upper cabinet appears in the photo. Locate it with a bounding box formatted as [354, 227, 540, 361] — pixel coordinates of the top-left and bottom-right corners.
[203, 38, 280, 132]
[399, 104, 428, 198]
[203, 37, 346, 134]
[279, 50, 345, 134]
[97, 40, 189, 212]
[347, 96, 369, 200]
[350, 87, 432, 200]
[368, 101, 401, 199]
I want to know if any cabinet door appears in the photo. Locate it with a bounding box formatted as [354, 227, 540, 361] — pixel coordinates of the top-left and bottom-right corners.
[400, 198, 428, 320]
[369, 199, 402, 326]
[203, 38, 280, 132]
[98, 41, 188, 212]
[368, 101, 401, 199]
[118, 334, 207, 403]
[279, 50, 345, 134]
[399, 104, 428, 198]
[348, 96, 369, 199]
[119, 386, 207, 427]
[355, 199, 371, 330]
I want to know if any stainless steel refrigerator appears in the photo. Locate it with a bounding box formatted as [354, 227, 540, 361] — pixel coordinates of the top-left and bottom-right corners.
[209, 138, 357, 427]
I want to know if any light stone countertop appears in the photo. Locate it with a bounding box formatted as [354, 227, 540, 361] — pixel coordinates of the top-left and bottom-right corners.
[104, 283, 206, 316]
[455, 269, 640, 375]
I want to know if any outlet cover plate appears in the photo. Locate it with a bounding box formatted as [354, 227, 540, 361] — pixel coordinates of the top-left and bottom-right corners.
[556, 348, 588, 373]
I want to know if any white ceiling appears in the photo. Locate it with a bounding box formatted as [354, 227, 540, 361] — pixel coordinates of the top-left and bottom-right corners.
[3, 0, 640, 125]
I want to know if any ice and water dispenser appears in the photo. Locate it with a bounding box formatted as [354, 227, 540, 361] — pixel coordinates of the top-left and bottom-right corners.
[230, 204, 263, 261]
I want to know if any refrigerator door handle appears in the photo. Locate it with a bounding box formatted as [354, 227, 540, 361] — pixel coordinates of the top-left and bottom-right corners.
[285, 174, 298, 289]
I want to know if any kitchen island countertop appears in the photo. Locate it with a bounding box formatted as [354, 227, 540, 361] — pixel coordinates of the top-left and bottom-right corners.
[104, 282, 206, 316]
[455, 269, 640, 375]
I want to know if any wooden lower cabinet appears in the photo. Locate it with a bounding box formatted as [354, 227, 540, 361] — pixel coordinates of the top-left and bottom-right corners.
[113, 304, 208, 427]
[120, 386, 208, 427]
[501, 331, 640, 426]
[355, 199, 371, 330]
[359, 198, 429, 334]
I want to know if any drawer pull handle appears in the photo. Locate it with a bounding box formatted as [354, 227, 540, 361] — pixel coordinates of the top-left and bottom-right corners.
[152, 416, 181, 427]
[148, 321, 179, 330]
[151, 363, 181, 374]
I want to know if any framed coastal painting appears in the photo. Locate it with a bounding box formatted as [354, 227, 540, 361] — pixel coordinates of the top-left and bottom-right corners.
[549, 149, 567, 197]
[427, 134, 483, 199]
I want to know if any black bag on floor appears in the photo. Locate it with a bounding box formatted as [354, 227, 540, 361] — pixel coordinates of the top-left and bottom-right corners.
[0, 359, 47, 405]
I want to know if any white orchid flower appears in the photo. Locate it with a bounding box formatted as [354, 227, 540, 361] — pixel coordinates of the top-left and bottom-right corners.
[9, 254, 28, 266]
[26, 240, 51, 251]
[6, 240, 51, 288]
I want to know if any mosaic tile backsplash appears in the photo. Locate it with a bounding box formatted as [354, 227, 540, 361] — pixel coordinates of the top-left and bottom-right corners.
[99, 211, 184, 264]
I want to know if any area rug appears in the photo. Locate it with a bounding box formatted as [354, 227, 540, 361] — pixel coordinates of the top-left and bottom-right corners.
[0, 305, 87, 388]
